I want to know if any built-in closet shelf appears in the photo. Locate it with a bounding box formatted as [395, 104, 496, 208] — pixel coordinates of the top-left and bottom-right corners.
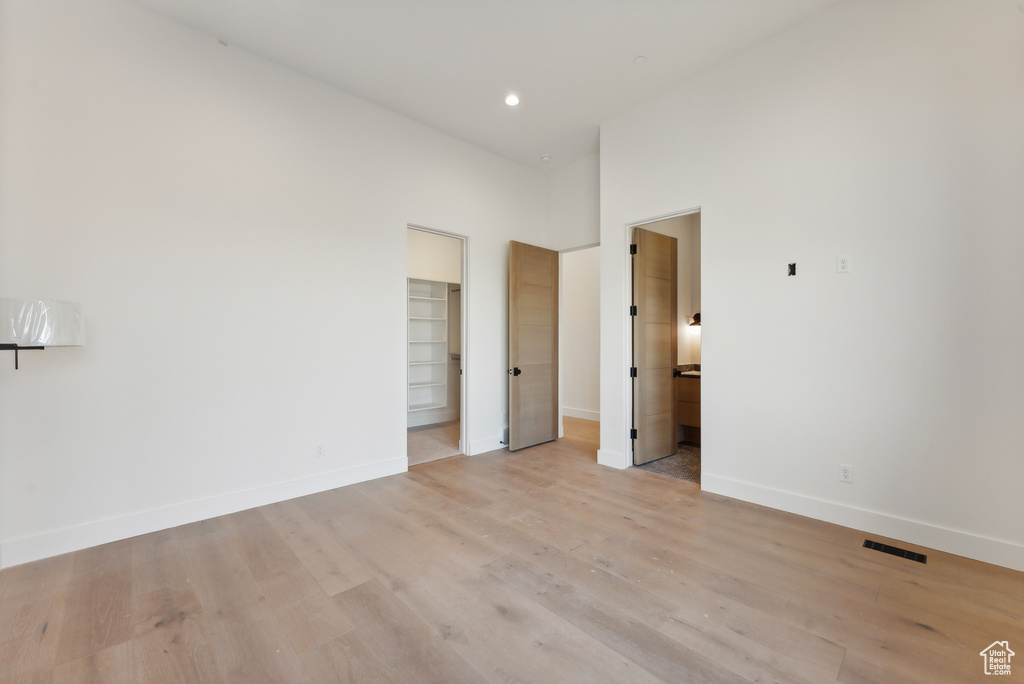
[408, 278, 448, 413]
[408, 401, 447, 412]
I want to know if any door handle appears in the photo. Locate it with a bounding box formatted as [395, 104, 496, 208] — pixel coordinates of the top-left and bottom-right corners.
[509, 367, 522, 376]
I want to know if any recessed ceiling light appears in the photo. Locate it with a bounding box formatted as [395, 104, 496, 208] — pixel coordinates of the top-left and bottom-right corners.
[505, 94, 519, 106]
[634, 55, 646, 65]
[541, 155, 552, 163]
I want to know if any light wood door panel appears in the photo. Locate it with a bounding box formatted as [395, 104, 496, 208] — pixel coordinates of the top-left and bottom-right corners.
[644, 412, 674, 451]
[645, 279, 673, 322]
[632, 227, 678, 465]
[509, 241, 559, 451]
[516, 247, 556, 287]
[644, 323, 673, 368]
[644, 370, 672, 408]
[519, 325, 555, 366]
[644, 240, 675, 279]
[517, 371, 555, 448]
[520, 284, 554, 325]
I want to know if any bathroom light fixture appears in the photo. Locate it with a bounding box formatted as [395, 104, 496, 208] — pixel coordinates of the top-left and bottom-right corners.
[1, 299, 84, 369]
[541, 155, 552, 163]
[688, 312, 701, 335]
[505, 94, 519, 106]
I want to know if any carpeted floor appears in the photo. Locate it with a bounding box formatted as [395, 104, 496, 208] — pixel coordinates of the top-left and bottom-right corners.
[635, 444, 700, 484]
[407, 420, 461, 466]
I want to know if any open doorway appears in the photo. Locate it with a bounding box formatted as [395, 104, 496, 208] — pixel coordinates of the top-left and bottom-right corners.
[559, 244, 601, 452]
[629, 211, 701, 483]
[406, 226, 467, 466]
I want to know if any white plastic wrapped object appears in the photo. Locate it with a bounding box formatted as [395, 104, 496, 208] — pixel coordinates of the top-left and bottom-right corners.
[0, 299, 84, 346]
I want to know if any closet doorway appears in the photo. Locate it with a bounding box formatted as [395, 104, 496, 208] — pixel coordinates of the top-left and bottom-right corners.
[406, 226, 467, 466]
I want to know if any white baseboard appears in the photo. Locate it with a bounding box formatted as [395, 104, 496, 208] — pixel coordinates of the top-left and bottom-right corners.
[407, 408, 459, 428]
[562, 407, 600, 421]
[468, 435, 507, 456]
[0, 457, 407, 570]
[702, 473, 1024, 573]
[598, 448, 628, 470]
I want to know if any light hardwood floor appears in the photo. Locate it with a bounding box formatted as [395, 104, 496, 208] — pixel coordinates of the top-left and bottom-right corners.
[1, 418, 1021, 683]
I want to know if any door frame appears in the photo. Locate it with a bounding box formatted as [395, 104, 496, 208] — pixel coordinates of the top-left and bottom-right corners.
[407, 223, 469, 457]
[623, 207, 701, 466]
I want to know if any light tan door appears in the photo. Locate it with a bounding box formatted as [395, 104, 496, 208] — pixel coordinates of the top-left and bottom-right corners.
[508, 240, 558, 451]
[632, 227, 677, 465]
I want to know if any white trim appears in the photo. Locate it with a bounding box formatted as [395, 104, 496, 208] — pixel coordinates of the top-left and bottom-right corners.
[598, 448, 628, 470]
[562, 407, 599, 421]
[459, 236, 469, 461]
[702, 474, 1024, 573]
[407, 408, 459, 428]
[561, 241, 600, 254]
[0, 457, 406, 570]
[558, 250, 564, 439]
[611, 224, 634, 468]
[469, 435, 506, 456]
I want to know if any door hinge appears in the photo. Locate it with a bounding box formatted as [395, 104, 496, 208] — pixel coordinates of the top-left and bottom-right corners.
[629, 244, 637, 255]
[629, 305, 637, 316]
[629, 367, 638, 378]
[630, 428, 638, 440]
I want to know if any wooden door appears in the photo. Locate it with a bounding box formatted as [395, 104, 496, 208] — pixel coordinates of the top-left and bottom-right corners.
[632, 227, 677, 465]
[508, 241, 559, 451]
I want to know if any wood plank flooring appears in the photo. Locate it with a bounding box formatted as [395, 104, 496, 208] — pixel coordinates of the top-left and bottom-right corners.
[1, 417, 1022, 683]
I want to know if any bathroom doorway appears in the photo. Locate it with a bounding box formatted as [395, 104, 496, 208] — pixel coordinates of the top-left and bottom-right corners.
[629, 211, 701, 483]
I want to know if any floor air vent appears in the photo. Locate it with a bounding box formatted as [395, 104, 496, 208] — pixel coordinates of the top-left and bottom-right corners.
[863, 539, 927, 564]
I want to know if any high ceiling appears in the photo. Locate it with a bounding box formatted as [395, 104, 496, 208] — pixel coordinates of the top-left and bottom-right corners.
[127, 0, 840, 171]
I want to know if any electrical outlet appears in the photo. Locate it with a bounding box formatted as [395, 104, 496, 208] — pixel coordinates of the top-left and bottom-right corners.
[837, 255, 851, 273]
[839, 464, 853, 483]
[316, 443, 325, 459]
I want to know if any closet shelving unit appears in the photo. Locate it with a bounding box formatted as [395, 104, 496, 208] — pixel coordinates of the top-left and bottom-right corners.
[407, 278, 448, 413]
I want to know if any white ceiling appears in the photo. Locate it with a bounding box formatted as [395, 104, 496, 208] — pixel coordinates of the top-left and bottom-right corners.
[127, 0, 840, 171]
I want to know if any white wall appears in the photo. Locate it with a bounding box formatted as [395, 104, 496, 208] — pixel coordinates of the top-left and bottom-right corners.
[561, 247, 600, 421]
[0, 0, 549, 568]
[600, 0, 1024, 570]
[548, 153, 601, 433]
[407, 229, 462, 284]
[547, 154, 600, 249]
